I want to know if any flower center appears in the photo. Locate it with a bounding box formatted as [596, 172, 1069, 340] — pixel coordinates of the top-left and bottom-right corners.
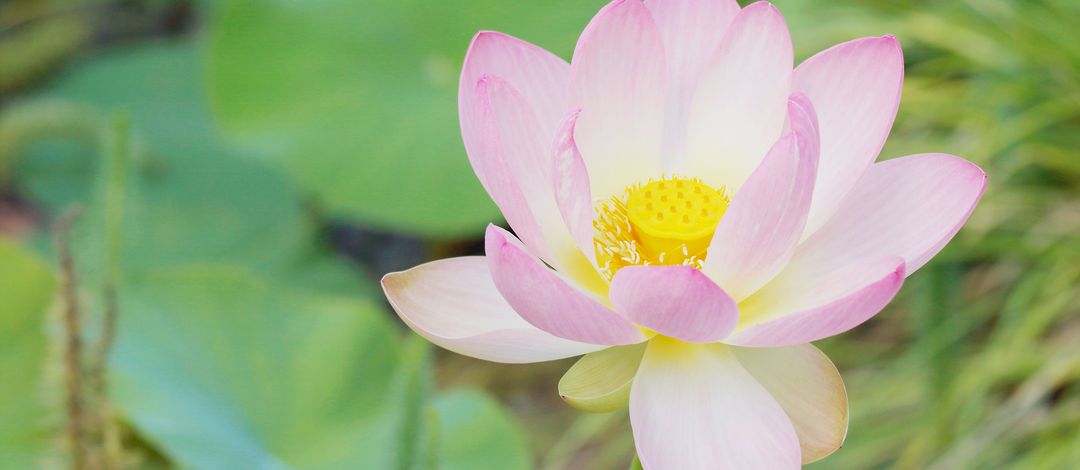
[593, 176, 730, 280]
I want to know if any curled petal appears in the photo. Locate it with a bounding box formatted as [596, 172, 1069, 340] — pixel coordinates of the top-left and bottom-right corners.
[553, 109, 597, 265]
[382, 257, 602, 363]
[485, 225, 646, 346]
[728, 256, 905, 347]
[703, 94, 819, 301]
[610, 265, 738, 343]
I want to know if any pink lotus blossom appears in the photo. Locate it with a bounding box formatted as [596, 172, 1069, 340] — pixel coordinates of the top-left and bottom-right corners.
[382, 0, 985, 468]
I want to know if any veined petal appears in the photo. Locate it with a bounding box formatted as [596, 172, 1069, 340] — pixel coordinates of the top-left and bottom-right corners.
[795, 153, 987, 275]
[684, 1, 793, 191]
[645, 0, 741, 168]
[631, 339, 801, 469]
[382, 257, 602, 364]
[475, 75, 596, 274]
[793, 36, 905, 237]
[467, 75, 551, 262]
[460, 31, 569, 163]
[728, 256, 905, 347]
[733, 344, 848, 464]
[485, 225, 646, 346]
[703, 94, 819, 301]
[559, 343, 646, 413]
[610, 265, 738, 343]
[553, 109, 597, 265]
[569, 0, 666, 200]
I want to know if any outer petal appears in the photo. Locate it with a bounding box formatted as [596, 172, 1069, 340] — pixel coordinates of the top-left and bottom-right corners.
[794, 36, 905, 237]
[460, 31, 569, 164]
[793, 153, 987, 275]
[485, 225, 646, 345]
[559, 343, 646, 413]
[382, 257, 602, 364]
[631, 339, 801, 469]
[645, 0, 740, 168]
[727, 256, 905, 347]
[610, 265, 738, 343]
[474, 75, 598, 278]
[703, 94, 819, 301]
[684, 1, 793, 191]
[733, 344, 849, 464]
[552, 109, 596, 265]
[569, 0, 666, 200]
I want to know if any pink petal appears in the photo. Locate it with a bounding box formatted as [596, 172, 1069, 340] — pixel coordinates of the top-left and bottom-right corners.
[552, 109, 597, 265]
[382, 257, 603, 364]
[645, 0, 741, 168]
[796, 153, 987, 275]
[733, 344, 848, 464]
[703, 93, 820, 301]
[460, 31, 569, 161]
[727, 256, 906, 347]
[569, 0, 666, 200]
[684, 1, 793, 192]
[473, 75, 599, 277]
[485, 225, 646, 346]
[794, 36, 905, 237]
[470, 75, 557, 263]
[610, 265, 738, 343]
[631, 339, 801, 469]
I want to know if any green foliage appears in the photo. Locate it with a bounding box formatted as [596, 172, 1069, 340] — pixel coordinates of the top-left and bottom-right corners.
[2, 30, 532, 470]
[0, 241, 56, 469]
[111, 266, 402, 469]
[208, 0, 607, 238]
[12, 39, 368, 295]
[433, 389, 532, 470]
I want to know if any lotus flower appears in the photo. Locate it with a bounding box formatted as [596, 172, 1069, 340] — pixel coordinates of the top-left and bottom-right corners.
[382, 0, 985, 467]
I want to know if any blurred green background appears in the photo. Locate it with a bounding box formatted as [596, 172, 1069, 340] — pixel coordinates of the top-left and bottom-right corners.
[1, 0, 1078, 468]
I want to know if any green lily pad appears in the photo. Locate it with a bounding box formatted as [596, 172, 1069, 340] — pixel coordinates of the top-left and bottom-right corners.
[433, 389, 532, 470]
[208, 0, 608, 238]
[0, 240, 57, 469]
[111, 266, 402, 469]
[11, 39, 372, 296]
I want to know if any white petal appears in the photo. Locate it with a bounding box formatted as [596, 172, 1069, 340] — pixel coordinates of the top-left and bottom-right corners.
[631, 339, 801, 469]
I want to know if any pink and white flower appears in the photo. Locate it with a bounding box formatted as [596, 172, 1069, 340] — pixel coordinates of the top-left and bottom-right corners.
[382, 0, 985, 468]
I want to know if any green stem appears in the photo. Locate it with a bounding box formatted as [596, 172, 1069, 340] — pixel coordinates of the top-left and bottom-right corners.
[91, 114, 130, 470]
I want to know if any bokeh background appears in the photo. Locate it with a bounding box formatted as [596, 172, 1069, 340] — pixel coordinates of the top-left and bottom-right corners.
[1, 0, 1079, 468]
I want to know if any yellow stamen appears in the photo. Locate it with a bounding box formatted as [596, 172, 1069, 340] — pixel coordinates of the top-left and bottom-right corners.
[593, 176, 730, 280]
